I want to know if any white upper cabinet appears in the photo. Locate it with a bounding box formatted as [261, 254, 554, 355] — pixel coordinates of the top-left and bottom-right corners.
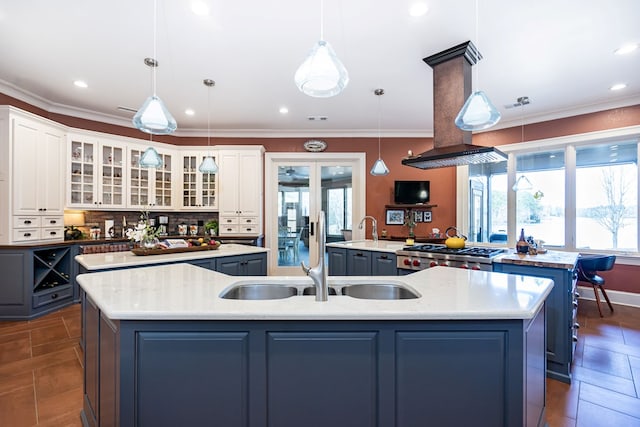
[67, 133, 126, 209]
[0, 107, 65, 244]
[128, 143, 175, 210]
[217, 146, 264, 235]
[179, 150, 218, 210]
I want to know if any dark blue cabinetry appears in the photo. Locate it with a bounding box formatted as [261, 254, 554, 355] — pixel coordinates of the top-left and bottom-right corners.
[493, 262, 578, 383]
[328, 247, 398, 276]
[82, 297, 546, 427]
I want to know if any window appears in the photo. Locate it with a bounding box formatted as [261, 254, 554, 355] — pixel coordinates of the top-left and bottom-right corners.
[464, 132, 640, 255]
[515, 150, 565, 246]
[576, 142, 637, 251]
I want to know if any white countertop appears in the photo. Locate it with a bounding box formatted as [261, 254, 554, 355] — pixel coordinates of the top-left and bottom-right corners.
[326, 240, 407, 253]
[76, 243, 269, 271]
[494, 249, 579, 269]
[77, 264, 553, 321]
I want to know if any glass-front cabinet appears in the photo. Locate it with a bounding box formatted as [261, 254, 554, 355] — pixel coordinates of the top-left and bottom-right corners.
[68, 134, 126, 209]
[180, 151, 218, 210]
[128, 145, 174, 209]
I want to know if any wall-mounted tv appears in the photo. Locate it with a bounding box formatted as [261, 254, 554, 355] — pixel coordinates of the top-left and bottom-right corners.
[394, 180, 430, 205]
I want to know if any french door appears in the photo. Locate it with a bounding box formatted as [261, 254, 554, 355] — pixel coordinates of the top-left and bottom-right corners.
[265, 153, 365, 275]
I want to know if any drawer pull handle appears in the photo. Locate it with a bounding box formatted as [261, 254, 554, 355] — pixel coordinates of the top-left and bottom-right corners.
[24, 220, 32, 224]
[50, 231, 57, 236]
[50, 220, 57, 224]
[380, 255, 388, 260]
[24, 233, 32, 237]
[51, 293, 58, 300]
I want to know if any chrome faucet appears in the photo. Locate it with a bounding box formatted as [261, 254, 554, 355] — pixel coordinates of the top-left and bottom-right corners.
[301, 211, 328, 302]
[358, 215, 378, 241]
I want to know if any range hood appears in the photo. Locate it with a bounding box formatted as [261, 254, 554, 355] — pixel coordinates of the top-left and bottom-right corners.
[402, 41, 506, 170]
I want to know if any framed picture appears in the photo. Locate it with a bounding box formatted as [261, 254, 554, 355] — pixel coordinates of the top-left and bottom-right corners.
[423, 211, 432, 222]
[413, 211, 423, 223]
[385, 209, 405, 225]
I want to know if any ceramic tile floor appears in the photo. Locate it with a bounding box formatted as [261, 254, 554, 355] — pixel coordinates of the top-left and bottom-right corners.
[0, 299, 638, 426]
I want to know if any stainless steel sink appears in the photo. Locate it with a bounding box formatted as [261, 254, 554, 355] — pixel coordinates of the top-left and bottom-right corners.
[340, 283, 420, 300]
[220, 284, 298, 300]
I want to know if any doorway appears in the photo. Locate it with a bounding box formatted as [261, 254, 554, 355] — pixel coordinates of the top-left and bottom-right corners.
[265, 153, 366, 275]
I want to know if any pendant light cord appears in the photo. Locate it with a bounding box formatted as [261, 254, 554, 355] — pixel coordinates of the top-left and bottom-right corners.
[377, 92, 382, 158]
[152, 0, 158, 96]
[474, 0, 479, 91]
[207, 83, 211, 153]
[320, 0, 324, 40]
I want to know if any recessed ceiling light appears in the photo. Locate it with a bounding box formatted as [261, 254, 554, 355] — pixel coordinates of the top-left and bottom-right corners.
[279, 107, 289, 114]
[614, 43, 639, 55]
[610, 83, 627, 91]
[73, 80, 88, 88]
[185, 108, 195, 116]
[409, 2, 429, 17]
[191, 1, 209, 16]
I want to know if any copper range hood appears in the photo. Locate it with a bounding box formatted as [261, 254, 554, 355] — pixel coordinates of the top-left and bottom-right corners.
[402, 41, 506, 170]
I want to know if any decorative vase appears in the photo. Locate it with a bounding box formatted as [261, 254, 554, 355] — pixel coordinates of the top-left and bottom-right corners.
[142, 236, 159, 249]
[516, 229, 529, 254]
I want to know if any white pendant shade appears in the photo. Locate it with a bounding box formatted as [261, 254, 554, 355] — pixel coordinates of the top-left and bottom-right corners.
[133, 95, 177, 135]
[454, 90, 501, 131]
[198, 156, 219, 174]
[294, 40, 349, 98]
[139, 146, 163, 168]
[370, 158, 390, 176]
[512, 175, 533, 192]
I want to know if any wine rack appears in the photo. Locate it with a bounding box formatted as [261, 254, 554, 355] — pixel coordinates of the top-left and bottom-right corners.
[32, 247, 72, 308]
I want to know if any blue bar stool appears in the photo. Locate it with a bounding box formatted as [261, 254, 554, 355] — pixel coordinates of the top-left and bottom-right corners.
[577, 254, 616, 317]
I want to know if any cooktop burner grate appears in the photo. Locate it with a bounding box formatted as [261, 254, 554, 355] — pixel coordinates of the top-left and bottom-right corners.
[401, 244, 505, 258]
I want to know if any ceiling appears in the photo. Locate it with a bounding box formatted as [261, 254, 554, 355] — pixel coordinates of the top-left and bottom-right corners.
[0, 0, 639, 138]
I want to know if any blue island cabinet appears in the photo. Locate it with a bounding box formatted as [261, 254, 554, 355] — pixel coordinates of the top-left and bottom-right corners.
[493, 262, 578, 383]
[327, 247, 398, 276]
[81, 293, 547, 427]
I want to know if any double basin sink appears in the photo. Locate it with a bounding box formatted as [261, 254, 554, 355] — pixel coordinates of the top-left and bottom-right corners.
[220, 281, 420, 300]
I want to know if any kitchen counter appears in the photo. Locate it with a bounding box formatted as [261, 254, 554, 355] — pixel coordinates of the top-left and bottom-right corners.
[494, 249, 579, 269]
[75, 243, 268, 271]
[77, 263, 553, 320]
[79, 263, 551, 426]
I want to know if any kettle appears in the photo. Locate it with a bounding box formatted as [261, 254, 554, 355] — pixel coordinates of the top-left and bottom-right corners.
[445, 226, 467, 249]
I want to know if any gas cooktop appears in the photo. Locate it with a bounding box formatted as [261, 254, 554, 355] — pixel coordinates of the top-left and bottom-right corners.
[399, 244, 505, 258]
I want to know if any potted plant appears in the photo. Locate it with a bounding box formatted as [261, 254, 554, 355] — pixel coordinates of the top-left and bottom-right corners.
[204, 219, 219, 236]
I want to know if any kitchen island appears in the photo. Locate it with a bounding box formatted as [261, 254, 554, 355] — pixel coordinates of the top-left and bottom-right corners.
[78, 264, 552, 427]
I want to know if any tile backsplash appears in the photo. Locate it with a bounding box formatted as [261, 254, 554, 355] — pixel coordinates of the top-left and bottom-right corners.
[80, 210, 219, 236]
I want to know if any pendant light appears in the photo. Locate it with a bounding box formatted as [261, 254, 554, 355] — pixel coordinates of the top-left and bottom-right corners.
[139, 135, 163, 168]
[370, 88, 390, 176]
[454, 0, 501, 131]
[132, 0, 177, 135]
[512, 97, 532, 191]
[198, 79, 219, 174]
[294, 0, 349, 98]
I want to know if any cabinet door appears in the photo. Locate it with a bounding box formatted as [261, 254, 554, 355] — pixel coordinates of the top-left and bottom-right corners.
[327, 248, 347, 276]
[215, 255, 243, 276]
[180, 153, 200, 208]
[40, 126, 65, 214]
[0, 252, 27, 317]
[98, 141, 126, 208]
[266, 331, 378, 427]
[244, 253, 267, 276]
[128, 147, 152, 208]
[372, 253, 397, 276]
[69, 137, 98, 207]
[83, 294, 100, 426]
[347, 250, 371, 276]
[218, 151, 240, 216]
[237, 150, 261, 216]
[12, 117, 40, 215]
[136, 331, 250, 427]
[153, 151, 173, 208]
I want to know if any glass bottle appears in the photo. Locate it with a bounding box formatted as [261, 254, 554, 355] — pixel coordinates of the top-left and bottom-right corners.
[516, 228, 530, 254]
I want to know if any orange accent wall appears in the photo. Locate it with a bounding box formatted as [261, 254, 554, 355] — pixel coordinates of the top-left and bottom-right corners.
[2, 92, 639, 295]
